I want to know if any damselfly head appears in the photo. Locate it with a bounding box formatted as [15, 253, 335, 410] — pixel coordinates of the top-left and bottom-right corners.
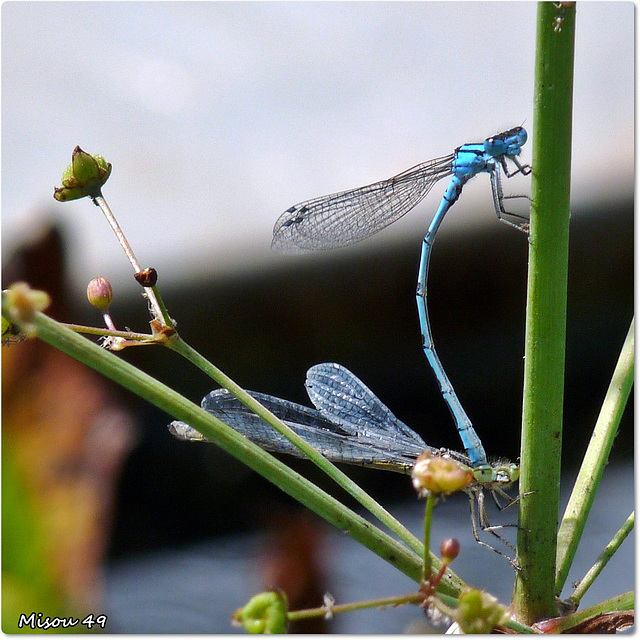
[472, 462, 519, 486]
[484, 127, 528, 158]
[498, 463, 519, 484]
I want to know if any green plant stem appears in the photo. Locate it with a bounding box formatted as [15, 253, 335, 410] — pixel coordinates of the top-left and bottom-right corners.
[63, 323, 154, 341]
[92, 195, 141, 271]
[149, 283, 173, 327]
[503, 617, 537, 634]
[287, 592, 425, 621]
[93, 194, 171, 325]
[512, 1, 575, 623]
[555, 318, 634, 592]
[421, 495, 436, 582]
[566, 511, 634, 607]
[20, 309, 467, 596]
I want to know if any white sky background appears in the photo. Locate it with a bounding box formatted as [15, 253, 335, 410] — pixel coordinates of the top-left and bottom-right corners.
[2, 2, 634, 293]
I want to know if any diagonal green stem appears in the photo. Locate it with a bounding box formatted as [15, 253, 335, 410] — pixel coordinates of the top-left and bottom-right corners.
[555, 318, 634, 592]
[17, 307, 466, 596]
[168, 337, 426, 559]
[566, 511, 634, 607]
[287, 592, 425, 621]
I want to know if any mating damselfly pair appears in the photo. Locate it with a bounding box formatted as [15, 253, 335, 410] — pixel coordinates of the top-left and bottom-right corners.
[169, 362, 520, 563]
[170, 127, 531, 562]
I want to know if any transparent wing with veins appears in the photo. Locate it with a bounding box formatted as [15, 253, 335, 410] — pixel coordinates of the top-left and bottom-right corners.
[168, 363, 434, 472]
[271, 155, 454, 253]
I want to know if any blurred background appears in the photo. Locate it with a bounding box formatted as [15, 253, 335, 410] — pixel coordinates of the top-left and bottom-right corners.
[2, 2, 633, 633]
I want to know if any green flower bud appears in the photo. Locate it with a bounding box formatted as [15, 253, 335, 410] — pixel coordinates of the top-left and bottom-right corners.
[455, 587, 510, 634]
[53, 146, 112, 201]
[232, 591, 288, 634]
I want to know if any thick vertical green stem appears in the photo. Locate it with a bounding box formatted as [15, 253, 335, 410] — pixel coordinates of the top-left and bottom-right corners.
[512, 2, 575, 623]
